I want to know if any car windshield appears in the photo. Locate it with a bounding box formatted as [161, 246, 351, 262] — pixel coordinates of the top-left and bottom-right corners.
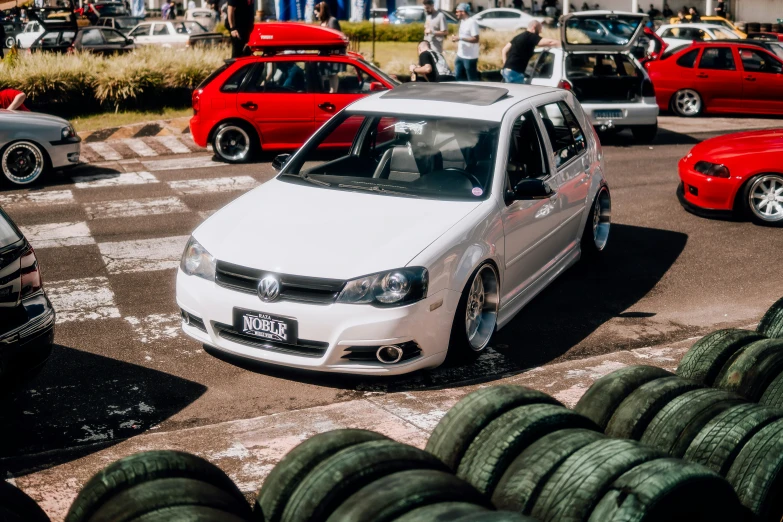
[767, 43, 783, 60]
[115, 17, 142, 28]
[280, 112, 500, 201]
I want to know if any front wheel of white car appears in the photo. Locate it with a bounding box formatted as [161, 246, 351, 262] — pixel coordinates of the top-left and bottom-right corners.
[581, 186, 612, 257]
[447, 263, 499, 364]
[1, 141, 48, 186]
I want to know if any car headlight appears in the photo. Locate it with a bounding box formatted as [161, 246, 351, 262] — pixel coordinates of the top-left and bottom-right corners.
[61, 125, 76, 140]
[693, 161, 730, 178]
[337, 267, 428, 307]
[180, 236, 215, 281]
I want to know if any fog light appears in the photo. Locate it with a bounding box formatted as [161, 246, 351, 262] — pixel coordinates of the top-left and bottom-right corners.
[376, 345, 403, 364]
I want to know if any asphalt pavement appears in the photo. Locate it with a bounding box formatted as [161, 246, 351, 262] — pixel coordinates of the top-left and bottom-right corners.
[1, 117, 782, 519]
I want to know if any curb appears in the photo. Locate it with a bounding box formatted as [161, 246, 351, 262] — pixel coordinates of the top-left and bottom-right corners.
[78, 117, 192, 143]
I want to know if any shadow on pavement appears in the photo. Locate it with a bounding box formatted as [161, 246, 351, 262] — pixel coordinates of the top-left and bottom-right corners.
[599, 128, 701, 147]
[0, 344, 206, 471]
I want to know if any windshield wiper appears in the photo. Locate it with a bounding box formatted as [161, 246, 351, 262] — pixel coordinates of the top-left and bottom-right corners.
[300, 173, 332, 187]
[337, 183, 421, 198]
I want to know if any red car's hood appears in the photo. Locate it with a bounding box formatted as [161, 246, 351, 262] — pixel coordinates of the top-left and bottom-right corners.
[689, 128, 783, 162]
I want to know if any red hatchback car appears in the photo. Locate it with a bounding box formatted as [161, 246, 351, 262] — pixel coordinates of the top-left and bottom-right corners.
[678, 128, 783, 225]
[190, 24, 399, 163]
[646, 41, 783, 117]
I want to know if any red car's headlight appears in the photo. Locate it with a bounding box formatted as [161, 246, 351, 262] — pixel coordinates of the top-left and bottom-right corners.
[693, 161, 730, 179]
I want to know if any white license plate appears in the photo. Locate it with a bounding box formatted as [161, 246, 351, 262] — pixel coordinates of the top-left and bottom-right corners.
[234, 308, 298, 344]
[595, 110, 623, 119]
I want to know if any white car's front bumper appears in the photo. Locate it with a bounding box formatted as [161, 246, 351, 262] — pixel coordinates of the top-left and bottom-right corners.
[46, 138, 81, 169]
[582, 98, 659, 127]
[176, 270, 461, 375]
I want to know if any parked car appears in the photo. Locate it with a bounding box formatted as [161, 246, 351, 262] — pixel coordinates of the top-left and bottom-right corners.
[96, 16, 145, 34]
[127, 20, 222, 48]
[2, 20, 23, 48]
[388, 5, 458, 25]
[178, 82, 611, 375]
[190, 23, 399, 163]
[30, 27, 135, 54]
[93, 1, 130, 16]
[677, 129, 783, 225]
[0, 110, 80, 185]
[667, 15, 746, 38]
[185, 7, 218, 31]
[471, 8, 542, 31]
[0, 207, 55, 392]
[15, 21, 44, 49]
[645, 41, 783, 117]
[527, 12, 659, 141]
[656, 23, 740, 50]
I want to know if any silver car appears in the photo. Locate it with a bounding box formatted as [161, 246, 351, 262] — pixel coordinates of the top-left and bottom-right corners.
[0, 110, 81, 186]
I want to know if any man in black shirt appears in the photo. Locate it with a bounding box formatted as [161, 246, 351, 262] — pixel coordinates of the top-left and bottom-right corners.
[501, 20, 559, 84]
[227, 0, 254, 58]
[410, 40, 454, 82]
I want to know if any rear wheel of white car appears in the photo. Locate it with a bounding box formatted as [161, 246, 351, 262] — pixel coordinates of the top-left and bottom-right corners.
[4, 36, 14, 48]
[671, 89, 703, 117]
[631, 123, 657, 143]
[581, 186, 611, 256]
[1, 141, 47, 186]
[212, 122, 257, 163]
[742, 174, 783, 226]
[448, 263, 499, 363]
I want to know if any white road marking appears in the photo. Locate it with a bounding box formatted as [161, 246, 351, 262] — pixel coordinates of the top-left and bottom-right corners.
[46, 276, 121, 323]
[123, 139, 158, 157]
[19, 222, 94, 248]
[125, 313, 181, 344]
[86, 142, 122, 161]
[168, 176, 258, 195]
[141, 155, 219, 172]
[84, 196, 189, 220]
[155, 136, 192, 154]
[98, 235, 190, 274]
[73, 172, 159, 188]
[0, 190, 74, 207]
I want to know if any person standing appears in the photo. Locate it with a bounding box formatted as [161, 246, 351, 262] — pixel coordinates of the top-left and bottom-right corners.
[452, 3, 480, 82]
[227, 0, 253, 58]
[688, 6, 700, 22]
[423, 0, 447, 53]
[714, 0, 725, 17]
[501, 20, 559, 83]
[317, 1, 341, 30]
[662, 3, 673, 17]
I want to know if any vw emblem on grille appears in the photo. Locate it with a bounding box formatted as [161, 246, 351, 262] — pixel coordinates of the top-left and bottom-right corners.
[257, 276, 280, 302]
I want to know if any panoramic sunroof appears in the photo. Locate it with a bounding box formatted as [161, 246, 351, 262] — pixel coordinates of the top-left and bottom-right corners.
[381, 83, 510, 106]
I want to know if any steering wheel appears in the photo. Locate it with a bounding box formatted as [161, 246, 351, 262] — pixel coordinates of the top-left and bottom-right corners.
[443, 168, 482, 188]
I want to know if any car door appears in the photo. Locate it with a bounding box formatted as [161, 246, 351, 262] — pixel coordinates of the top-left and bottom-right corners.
[692, 46, 742, 110]
[78, 27, 104, 52]
[128, 23, 150, 43]
[101, 28, 130, 53]
[738, 47, 783, 114]
[313, 60, 383, 131]
[151, 22, 174, 46]
[236, 60, 315, 150]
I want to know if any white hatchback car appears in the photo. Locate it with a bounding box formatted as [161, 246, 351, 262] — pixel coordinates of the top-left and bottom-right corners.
[656, 23, 740, 51]
[527, 11, 659, 142]
[176, 83, 611, 376]
[471, 8, 543, 32]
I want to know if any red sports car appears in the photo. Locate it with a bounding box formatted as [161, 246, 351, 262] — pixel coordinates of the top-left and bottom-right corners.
[678, 128, 783, 225]
[190, 24, 399, 163]
[646, 41, 783, 117]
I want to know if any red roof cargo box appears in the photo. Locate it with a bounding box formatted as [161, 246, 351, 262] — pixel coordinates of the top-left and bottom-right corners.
[247, 23, 349, 54]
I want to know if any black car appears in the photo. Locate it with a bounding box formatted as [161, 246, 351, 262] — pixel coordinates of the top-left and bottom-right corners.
[31, 26, 135, 54]
[0, 207, 54, 391]
[1, 20, 23, 48]
[96, 15, 144, 34]
[94, 1, 130, 16]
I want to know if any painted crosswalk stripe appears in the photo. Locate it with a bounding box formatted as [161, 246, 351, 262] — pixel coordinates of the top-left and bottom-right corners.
[141, 155, 218, 172]
[84, 196, 189, 220]
[98, 235, 190, 274]
[20, 222, 94, 248]
[86, 142, 122, 161]
[168, 176, 258, 195]
[0, 190, 74, 207]
[156, 136, 192, 154]
[123, 139, 158, 157]
[73, 172, 159, 188]
[46, 276, 121, 323]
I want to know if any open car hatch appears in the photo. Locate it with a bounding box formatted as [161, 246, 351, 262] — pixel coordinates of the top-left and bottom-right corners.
[561, 11, 648, 53]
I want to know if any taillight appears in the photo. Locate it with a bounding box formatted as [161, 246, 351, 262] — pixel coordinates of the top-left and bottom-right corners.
[642, 79, 655, 97]
[192, 88, 202, 115]
[558, 79, 573, 91]
[20, 246, 43, 298]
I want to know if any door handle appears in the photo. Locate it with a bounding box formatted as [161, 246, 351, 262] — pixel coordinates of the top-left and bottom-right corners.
[318, 102, 336, 112]
[744, 76, 756, 82]
[240, 101, 258, 111]
[696, 73, 709, 78]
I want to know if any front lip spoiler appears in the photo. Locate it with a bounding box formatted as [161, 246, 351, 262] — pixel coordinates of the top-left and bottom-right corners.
[676, 182, 735, 220]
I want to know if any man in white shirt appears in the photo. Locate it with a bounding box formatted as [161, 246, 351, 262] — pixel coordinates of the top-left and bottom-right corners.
[423, 0, 447, 53]
[451, 3, 480, 81]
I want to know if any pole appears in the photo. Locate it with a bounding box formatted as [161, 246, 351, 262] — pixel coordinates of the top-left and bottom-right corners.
[705, 0, 712, 15]
[372, 8, 375, 64]
[631, 0, 638, 13]
[562, 0, 568, 14]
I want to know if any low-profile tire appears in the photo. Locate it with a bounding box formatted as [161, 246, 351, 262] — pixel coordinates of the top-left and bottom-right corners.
[324, 469, 491, 522]
[574, 365, 673, 431]
[211, 121, 258, 164]
[530, 439, 663, 522]
[281, 440, 446, 522]
[631, 123, 657, 143]
[714, 338, 783, 401]
[605, 376, 703, 441]
[741, 174, 783, 226]
[0, 480, 50, 522]
[676, 329, 765, 385]
[457, 403, 599, 497]
[492, 429, 605, 515]
[5, 36, 15, 48]
[588, 458, 743, 522]
[758, 296, 783, 338]
[640, 388, 745, 458]
[760, 371, 783, 409]
[425, 386, 561, 472]
[88, 478, 251, 522]
[392, 502, 489, 522]
[683, 403, 782, 476]
[670, 89, 703, 117]
[726, 418, 783, 521]
[1, 140, 48, 186]
[446, 262, 500, 364]
[580, 185, 611, 257]
[132, 505, 249, 522]
[254, 429, 387, 522]
[65, 450, 247, 522]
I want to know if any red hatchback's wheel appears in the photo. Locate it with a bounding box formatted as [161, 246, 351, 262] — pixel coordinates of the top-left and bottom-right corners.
[212, 122, 257, 163]
[744, 174, 783, 226]
[671, 89, 702, 117]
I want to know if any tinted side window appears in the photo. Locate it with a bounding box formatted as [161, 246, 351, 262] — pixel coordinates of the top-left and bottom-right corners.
[220, 64, 253, 92]
[740, 48, 783, 73]
[39, 31, 60, 46]
[506, 111, 548, 193]
[536, 101, 587, 169]
[698, 47, 735, 70]
[320, 63, 373, 94]
[676, 48, 699, 68]
[129, 25, 148, 36]
[245, 62, 311, 93]
[81, 29, 103, 45]
[533, 52, 555, 79]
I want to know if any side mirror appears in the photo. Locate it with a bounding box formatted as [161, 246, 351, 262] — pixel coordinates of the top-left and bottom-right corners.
[272, 153, 291, 171]
[369, 81, 386, 92]
[505, 179, 553, 203]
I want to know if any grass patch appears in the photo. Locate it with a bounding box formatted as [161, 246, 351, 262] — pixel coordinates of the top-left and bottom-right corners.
[71, 107, 193, 132]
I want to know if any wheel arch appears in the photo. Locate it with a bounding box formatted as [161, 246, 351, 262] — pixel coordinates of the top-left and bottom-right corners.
[207, 117, 261, 149]
[732, 171, 783, 214]
[669, 87, 704, 114]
